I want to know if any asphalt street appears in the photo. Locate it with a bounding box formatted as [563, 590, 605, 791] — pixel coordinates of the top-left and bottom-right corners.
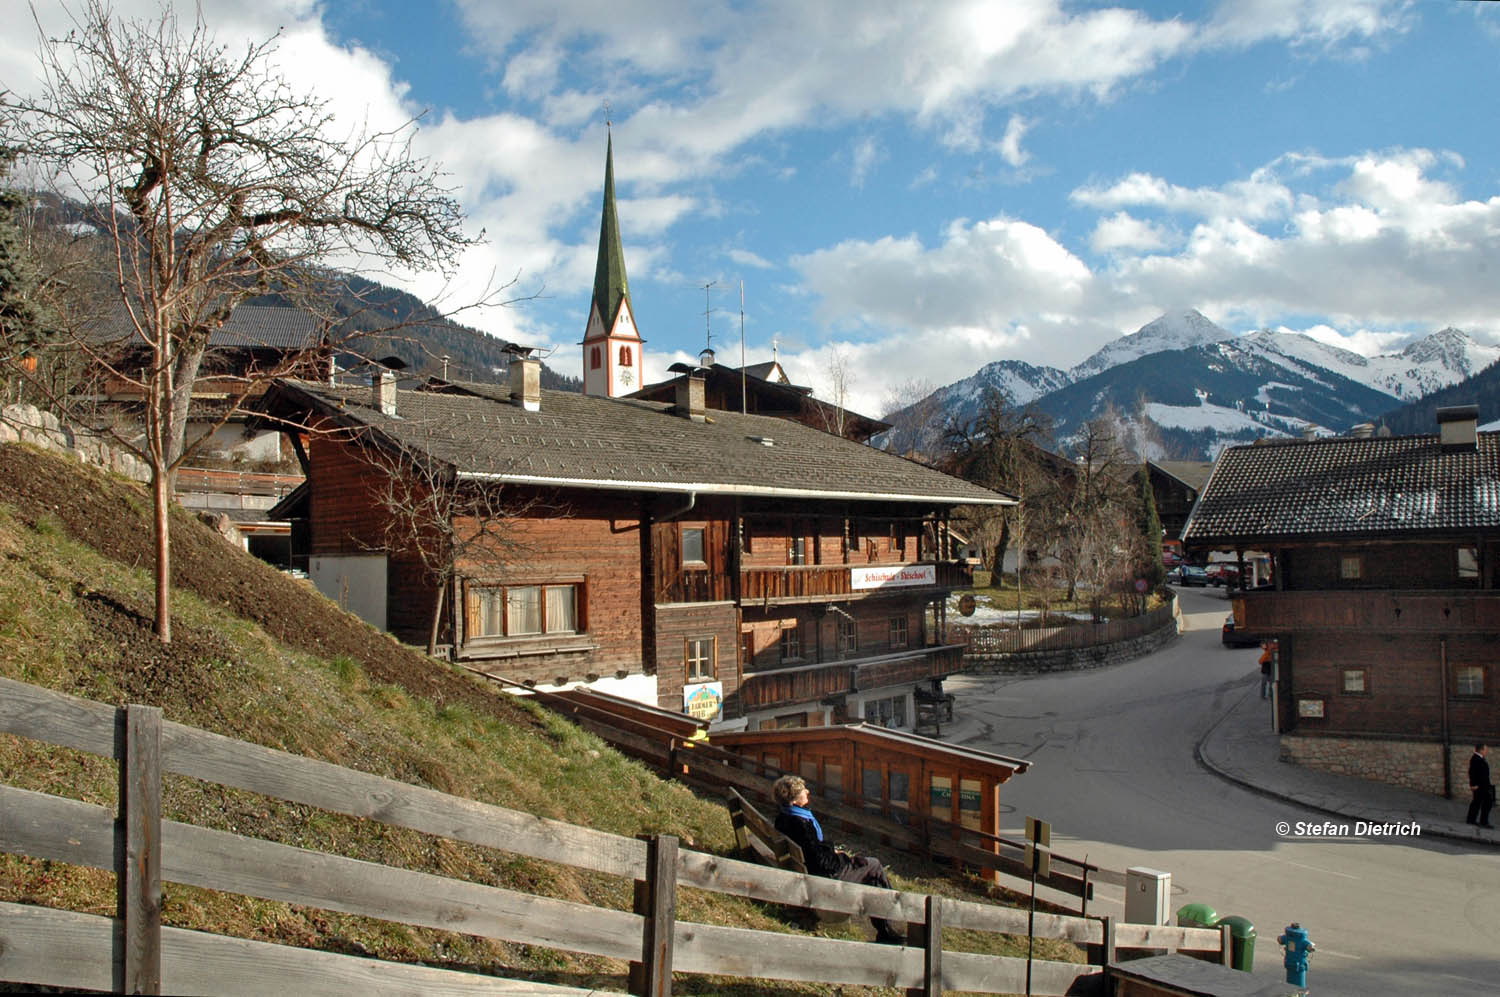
[946, 586, 1500, 996]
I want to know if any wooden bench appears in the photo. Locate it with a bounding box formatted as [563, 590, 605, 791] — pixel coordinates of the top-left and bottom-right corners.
[726, 789, 851, 925]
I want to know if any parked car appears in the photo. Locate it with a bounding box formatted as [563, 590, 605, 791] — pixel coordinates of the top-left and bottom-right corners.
[1205, 563, 1240, 587]
[1176, 565, 1209, 587]
[1222, 614, 1261, 648]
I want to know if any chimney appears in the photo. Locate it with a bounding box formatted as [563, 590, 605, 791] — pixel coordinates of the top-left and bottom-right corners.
[699, 347, 716, 368]
[509, 354, 541, 412]
[1302, 427, 1318, 441]
[1350, 422, 1374, 439]
[1437, 404, 1479, 452]
[676, 371, 706, 422]
[372, 368, 397, 417]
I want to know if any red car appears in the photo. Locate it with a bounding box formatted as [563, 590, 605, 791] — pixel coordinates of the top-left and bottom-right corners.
[1205, 563, 1240, 587]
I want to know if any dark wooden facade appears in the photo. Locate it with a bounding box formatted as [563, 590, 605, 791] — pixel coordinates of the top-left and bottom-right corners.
[289, 421, 977, 726]
[1234, 538, 1500, 750]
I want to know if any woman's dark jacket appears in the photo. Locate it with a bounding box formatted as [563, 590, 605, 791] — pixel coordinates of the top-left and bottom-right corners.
[775, 810, 849, 878]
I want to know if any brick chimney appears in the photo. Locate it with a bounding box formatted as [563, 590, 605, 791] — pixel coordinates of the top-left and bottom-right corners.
[1437, 404, 1479, 452]
[676, 370, 706, 422]
[509, 354, 541, 412]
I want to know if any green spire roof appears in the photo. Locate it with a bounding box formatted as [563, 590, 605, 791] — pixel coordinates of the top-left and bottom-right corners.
[591, 134, 631, 329]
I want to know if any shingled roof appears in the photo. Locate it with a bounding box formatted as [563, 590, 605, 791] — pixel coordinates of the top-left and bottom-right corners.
[266, 377, 1012, 507]
[1183, 432, 1500, 546]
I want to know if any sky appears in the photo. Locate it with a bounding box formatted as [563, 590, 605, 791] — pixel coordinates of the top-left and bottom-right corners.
[4, 1, 1500, 418]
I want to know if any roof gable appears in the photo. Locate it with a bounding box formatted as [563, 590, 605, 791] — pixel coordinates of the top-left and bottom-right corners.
[1183, 432, 1500, 544]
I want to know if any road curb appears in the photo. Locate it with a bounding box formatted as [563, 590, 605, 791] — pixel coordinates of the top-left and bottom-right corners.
[1195, 684, 1500, 850]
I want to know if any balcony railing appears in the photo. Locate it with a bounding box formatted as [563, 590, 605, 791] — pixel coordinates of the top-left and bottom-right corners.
[1239, 589, 1500, 633]
[738, 643, 965, 711]
[739, 560, 971, 605]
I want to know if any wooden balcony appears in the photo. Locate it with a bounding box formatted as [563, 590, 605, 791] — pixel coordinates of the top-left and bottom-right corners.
[739, 643, 966, 711]
[739, 560, 971, 606]
[1238, 589, 1500, 634]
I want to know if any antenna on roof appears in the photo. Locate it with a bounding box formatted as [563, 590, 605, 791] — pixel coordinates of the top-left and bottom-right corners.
[701, 280, 717, 357]
[739, 280, 747, 416]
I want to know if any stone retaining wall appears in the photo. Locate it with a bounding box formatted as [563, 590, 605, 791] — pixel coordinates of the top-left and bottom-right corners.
[1278, 734, 1475, 798]
[0, 404, 149, 482]
[961, 610, 1181, 676]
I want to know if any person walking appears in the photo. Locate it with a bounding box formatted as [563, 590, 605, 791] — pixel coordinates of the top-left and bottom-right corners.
[772, 774, 905, 944]
[1467, 744, 1493, 829]
[1258, 642, 1275, 700]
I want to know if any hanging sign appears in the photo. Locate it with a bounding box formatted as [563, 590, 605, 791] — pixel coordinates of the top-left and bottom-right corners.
[684, 682, 724, 722]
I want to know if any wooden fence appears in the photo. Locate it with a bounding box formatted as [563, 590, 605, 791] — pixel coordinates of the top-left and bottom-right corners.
[952, 599, 1177, 657]
[0, 676, 1228, 995]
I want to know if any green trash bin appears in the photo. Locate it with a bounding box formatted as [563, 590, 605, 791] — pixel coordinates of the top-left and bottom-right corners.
[1217, 915, 1256, 972]
[1175, 903, 1218, 928]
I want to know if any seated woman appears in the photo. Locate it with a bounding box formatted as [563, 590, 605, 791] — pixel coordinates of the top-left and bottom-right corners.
[771, 774, 905, 944]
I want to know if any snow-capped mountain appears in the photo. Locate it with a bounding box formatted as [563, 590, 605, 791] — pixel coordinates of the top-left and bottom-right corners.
[1068, 309, 1237, 381]
[896, 311, 1498, 460]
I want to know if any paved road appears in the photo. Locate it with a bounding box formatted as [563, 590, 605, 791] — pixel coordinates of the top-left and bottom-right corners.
[947, 587, 1500, 996]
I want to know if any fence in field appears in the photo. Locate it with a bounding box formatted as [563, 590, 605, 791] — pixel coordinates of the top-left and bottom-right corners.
[0, 676, 1228, 995]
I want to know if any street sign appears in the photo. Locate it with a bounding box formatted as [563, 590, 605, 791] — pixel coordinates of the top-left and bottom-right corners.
[1025, 816, 1052, 878]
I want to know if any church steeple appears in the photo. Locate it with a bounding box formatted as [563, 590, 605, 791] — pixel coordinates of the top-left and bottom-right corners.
[582, 132, 644, 397]
[592, 135, 630, 333]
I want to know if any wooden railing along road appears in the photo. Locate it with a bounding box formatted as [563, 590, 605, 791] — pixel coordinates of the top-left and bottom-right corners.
[953, 600, 1177, 657]
[0, 676, 1228, 995]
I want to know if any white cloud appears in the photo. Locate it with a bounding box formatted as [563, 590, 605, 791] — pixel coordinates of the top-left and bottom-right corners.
[1201, 0, 1414, 51]
[1071, 167, 1294, 222]
[1090, 211, 1173, 253]
[996, 114, 1031, 167]
[728, 248, 776, 269]
[850, 136, 883, 188]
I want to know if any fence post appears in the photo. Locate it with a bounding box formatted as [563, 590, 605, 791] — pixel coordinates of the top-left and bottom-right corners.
[629, 834, 678, 997]
[904, 894, 943, 997]
[117, 703, 163, 995]
[1091, 915, 1115, 969]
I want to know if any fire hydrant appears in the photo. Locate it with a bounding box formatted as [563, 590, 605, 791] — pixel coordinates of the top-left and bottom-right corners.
[1277, 922, 1315, 988]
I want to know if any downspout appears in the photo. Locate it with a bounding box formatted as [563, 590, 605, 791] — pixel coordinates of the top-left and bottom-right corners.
[1441, 638, 1451, 799]
[659, 491, 697, 522]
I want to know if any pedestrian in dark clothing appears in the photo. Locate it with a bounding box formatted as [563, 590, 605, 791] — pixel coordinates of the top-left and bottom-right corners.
[1258, 642, 1275, 700]
[1467, 744, 1494, 829]
[772, 774, 905, 944]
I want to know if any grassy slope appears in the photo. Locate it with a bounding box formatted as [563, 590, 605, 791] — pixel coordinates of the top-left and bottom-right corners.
[0, 442, 1079, 993]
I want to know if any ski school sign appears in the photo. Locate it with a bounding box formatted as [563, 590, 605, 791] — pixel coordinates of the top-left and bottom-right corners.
[850, 563, 936, 591]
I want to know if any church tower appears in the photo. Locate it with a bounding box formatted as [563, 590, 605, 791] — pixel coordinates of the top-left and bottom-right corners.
[582, 134, 644, 397]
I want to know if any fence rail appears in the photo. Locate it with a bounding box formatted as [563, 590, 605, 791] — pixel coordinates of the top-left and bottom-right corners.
[0, 676, 1225, 995]
[953, 599, 1177, 656]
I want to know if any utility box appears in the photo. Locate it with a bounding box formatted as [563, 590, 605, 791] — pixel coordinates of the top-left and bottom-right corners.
[1126, 866, 1172, 925]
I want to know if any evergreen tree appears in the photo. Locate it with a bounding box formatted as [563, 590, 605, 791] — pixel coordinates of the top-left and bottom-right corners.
[0, 142, 49, 360]
[1134, 463, 1166, 591]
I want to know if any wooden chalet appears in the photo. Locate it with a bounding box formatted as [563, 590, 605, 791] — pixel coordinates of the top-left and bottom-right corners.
[1145, 459, 1213, 543]
[711, 722, 1029, 844]
[259, 362, 1011, 728]
[1182, 406, 1500, 796]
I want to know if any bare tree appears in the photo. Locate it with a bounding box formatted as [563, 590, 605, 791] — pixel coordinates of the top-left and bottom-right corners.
[1053, 412, 1136, 620]
[817, 346, 856, 437]
[879, 376, 939, 458]
[357, 422, 548, 656]
[3, 3, 493, 641]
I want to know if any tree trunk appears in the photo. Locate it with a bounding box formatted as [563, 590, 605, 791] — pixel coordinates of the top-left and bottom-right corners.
[152, 465, 172, 642]
[427, 577, 447, 657]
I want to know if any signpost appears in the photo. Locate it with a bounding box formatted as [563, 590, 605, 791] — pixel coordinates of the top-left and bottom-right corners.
[1024, 816, 1051, 997]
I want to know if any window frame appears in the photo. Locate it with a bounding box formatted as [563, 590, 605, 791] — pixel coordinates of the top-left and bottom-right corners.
[686, 635, 718, 682]
[466, 580, 585, 640]
[1338, 553, 1363, 582]
[680, 524, 707, 567]
[889, 615, 909, 650]
[779, 623, 802, 663]
[589, 346, 601, 370]
[1455, 664, 1487, 699]
[1458, 546, 1480, 583]
[619, 344, 633, 367]
[787, 535, 806, 566]
[837, 617, 859, 657]
[1340, 668, 1368, 695]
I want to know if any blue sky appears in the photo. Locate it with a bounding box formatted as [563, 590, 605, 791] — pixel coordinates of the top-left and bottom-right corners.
[5, 1, 1500, 416]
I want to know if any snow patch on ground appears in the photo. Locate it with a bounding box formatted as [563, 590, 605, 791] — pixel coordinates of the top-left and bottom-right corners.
[1145, 402, 1269, 433]
[949, 594, 1094, 626]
